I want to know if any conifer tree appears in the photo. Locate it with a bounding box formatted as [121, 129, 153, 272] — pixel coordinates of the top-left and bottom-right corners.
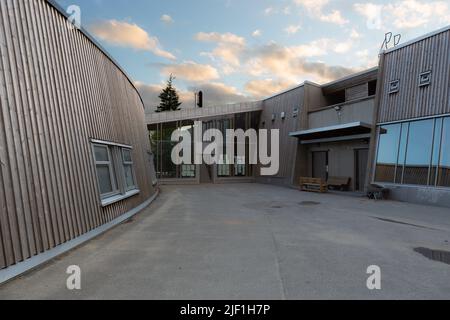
[156, 74, 182, 112]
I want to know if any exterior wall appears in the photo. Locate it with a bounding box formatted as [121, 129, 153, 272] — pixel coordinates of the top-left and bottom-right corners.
[306, 140, 370, 191]
[371, 27, 450, 207]
[308, 98, 374, 129]
[378, 29, 450, 123]
[256, 86, 306, 186]
[0, 0, 157, 270]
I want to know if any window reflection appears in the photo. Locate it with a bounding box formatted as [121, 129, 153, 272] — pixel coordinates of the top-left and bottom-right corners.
[438, 117, 450, 187]
[403, 119, 433, 185]
[375, 124, 401, 183]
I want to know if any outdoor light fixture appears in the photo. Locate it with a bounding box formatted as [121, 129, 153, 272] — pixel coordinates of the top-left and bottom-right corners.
[419, 71, 432, 87]
[389, 80, 400, 94]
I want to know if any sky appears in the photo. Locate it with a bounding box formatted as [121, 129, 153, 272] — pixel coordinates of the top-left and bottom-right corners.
[55, 0, 450, 112]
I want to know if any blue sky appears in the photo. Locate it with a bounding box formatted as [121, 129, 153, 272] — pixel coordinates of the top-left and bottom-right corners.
[55, 0, 450, 111]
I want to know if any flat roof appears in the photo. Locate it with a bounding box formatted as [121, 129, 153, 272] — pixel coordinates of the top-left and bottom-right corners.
[290, 122, 373, 140]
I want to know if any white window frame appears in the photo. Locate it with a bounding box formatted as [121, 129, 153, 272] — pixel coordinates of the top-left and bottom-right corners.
[92, 144, 119, 199]
[91, 140, 140, 207]
[121, 148, 137, 191]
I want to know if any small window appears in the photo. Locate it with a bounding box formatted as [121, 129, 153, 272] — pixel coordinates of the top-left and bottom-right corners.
[91, 141, 140, 206]
[388, 80, 399, 94]
[419, 71, 431, 87]
[122, 148, 136, 191]
[93, 144, 118, 198]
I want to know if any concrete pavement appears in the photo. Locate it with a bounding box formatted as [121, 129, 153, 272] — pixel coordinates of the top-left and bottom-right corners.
[0, 183, 449, 299]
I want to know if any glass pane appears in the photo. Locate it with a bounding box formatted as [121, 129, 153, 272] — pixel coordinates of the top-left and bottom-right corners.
[395, 123, 409, 183]
[124, 164, 135, 188]
[375, 124, 401, 183]
[181, 165, 196, 178]
[94, 145, 109, 162]
[430, 118, 443, 186]
[97, 165, 113, 195]
[403, 119, 434, 185]
[438, 117, 450, 187]
[123, 149, 132, 162]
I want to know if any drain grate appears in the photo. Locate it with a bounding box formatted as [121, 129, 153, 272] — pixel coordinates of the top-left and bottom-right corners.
[414, 247, 450, 265]
[299, 201, 320, 206]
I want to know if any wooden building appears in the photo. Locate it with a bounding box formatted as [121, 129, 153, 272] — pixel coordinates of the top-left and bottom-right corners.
[0, 0, 158, 281]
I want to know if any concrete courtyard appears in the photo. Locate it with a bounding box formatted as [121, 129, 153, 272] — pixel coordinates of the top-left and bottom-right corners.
[0, 183, 449, 300]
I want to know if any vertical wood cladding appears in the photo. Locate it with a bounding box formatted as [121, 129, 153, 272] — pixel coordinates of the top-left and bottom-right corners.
[0, 0, 156, 269]
[378, 29, 450, 123]
[259, 86, 305, 182]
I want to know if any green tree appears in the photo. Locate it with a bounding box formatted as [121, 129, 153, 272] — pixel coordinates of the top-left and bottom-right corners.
[156, 74, 182, 112]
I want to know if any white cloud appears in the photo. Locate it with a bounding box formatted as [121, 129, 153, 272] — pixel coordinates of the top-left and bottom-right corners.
[284, 24, 302, 35]
[90, 20, 176, 60]
[160, 61, 220, 82]
[244, 79, 296, 98]
[195, 32, 246, 73]
[354, 0, 450, 30]
[294, 0, 348, 25]
[160, 14, 174, 24]
[252, 29, 262, 37]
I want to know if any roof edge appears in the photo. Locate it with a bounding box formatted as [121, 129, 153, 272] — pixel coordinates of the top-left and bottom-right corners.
[45, 0, 145, 108]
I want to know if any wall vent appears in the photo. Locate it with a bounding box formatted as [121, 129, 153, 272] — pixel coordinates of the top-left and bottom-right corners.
[388, 80, 400, 94]
[419, 71, 432, 87]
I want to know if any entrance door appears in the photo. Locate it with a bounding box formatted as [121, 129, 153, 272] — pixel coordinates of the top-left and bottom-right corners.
[355, 149, 369, 191]
[312, 151, 328, 181]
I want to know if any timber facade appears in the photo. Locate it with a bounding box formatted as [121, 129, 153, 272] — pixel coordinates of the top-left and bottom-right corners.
[0, 0, 158, 278]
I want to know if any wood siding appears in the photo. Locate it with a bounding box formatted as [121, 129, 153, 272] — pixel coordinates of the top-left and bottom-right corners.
[378, 29, 450, 123]
[0, 0, 156, 270]
[257, 86, 305, 184]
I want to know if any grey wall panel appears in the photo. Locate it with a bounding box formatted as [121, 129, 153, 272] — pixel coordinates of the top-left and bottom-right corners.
[0, 0, 157, 270]
[308, 98, 374, 129]
[258, 86, 305, 184]
[378, 29, 450, 122]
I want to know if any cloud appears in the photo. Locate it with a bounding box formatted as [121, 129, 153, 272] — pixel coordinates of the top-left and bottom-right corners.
[284, 25, 302, 35]
[159, 61, 220, 82]
[244, 79, 296, 98]
[294, 0, 349, 25]
[195, 32, 246, 73]
[90, 20, 176, 60]
[160, 14, 174, 24]
[252, 30, 262, 37]
[245, 41, 355, 83]
[354, 0, 450, 30]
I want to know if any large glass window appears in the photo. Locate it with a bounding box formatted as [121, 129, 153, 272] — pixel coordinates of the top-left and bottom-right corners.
[375, 116, 450, 188]
[375, 124, 401, 183]
[122, 148, 136, 191]
[438, 117, 450, 187]
[403, 119, 434, 185]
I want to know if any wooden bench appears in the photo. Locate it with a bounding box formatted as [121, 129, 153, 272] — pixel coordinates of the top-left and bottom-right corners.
[327, 176, 351, 191]
[300, 177, 328, 193]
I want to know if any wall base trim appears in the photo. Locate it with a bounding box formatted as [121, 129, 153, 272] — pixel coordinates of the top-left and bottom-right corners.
[0, 190, 159, 285]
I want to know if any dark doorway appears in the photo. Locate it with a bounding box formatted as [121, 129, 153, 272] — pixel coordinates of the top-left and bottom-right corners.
[200, 164, 213, 184]
[312, 151, 328, 181]
[355, 148, 369, 191]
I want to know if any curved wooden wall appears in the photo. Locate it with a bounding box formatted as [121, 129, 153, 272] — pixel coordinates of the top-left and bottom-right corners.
[0, 0, 157, 269]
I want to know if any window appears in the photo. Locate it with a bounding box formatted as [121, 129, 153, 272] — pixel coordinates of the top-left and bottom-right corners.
[375, 124, 401, 183]
[403, 119, 433, 185]
[93, 145, 118, 198]
[92, 141, 139, 206]
[122, 148, 136, 191]
[438, 117, 450, 187]
[375, 116, 450, 188]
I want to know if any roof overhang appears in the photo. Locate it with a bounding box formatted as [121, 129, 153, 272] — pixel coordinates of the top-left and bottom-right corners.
[289, 122, 373, 144]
